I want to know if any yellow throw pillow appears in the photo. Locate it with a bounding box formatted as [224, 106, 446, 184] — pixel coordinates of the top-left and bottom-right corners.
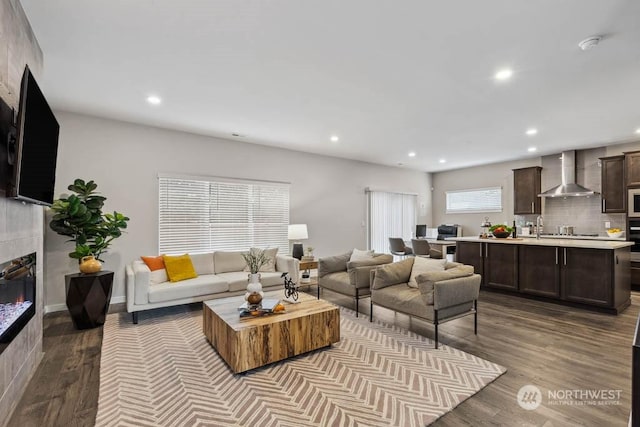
[163, 254, 198, 283]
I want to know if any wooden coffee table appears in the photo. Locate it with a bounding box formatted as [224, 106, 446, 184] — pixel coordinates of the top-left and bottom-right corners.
[203, 293, 340, 373]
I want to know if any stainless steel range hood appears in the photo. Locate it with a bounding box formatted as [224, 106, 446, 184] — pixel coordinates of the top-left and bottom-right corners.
[538, 150, 598, 197]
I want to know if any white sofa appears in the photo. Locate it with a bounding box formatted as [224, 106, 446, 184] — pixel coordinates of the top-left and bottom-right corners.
[125, 251, 300, 323]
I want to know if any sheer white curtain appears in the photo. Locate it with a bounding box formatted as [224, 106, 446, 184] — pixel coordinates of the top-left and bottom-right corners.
[367, 190, 417, 254]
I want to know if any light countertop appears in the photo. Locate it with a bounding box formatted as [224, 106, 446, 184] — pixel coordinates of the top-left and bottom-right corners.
[448, 236, 634, 250]
[520, 234, 626, 242]
[404, 238, 458, 246]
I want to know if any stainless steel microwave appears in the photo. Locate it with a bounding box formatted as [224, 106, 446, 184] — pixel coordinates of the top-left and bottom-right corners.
[629, 188, 640, 217]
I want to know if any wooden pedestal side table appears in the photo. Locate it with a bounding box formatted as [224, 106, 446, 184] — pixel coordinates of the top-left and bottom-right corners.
[65, 271, 114, 330]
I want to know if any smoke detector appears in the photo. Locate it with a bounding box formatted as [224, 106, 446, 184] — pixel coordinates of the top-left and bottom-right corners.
[578, 35, 602, 51]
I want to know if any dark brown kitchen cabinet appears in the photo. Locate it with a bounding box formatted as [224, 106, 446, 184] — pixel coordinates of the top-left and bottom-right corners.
[455, 241, 484, 284]
[626, 151, 640, 187]
[484, 243, 518, 290]
[519, 245, 560, 298]
[513, 166, 542, 215]
[561, 247, 612, 306]
[454, 240, 630, 313]
[600, 155, 626, 213]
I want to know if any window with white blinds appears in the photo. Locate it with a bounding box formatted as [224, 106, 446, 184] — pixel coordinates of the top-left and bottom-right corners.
[445, 187, 502, 213]
[158, 175, 290, 255]
[367, 190, 417, 254]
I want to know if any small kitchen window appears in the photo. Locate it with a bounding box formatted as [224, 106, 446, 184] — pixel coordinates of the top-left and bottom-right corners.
[446, 187, 502, 213]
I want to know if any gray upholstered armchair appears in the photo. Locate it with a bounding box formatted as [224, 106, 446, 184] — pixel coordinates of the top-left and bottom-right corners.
[370, 259, 480, 348]
[317, 251, 393, 316]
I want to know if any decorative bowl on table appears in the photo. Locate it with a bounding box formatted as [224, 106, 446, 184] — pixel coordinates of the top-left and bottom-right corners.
[606, 229, 624, 238]
[492, 230, 511, 238]
[490, 224, 512, 238]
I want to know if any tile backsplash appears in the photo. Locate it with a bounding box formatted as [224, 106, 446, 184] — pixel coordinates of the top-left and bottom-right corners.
[539, 197, 625, 235]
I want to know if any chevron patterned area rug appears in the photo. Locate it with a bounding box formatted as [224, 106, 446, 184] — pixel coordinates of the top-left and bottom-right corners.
[95, 303, 505, 427]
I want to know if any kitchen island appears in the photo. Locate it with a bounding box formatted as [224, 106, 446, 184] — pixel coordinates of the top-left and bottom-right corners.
[451, 236, 633, 313]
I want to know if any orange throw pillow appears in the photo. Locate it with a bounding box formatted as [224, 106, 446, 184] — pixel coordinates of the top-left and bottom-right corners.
[162, 254, 198, 283]
[141, 255, 165, 271]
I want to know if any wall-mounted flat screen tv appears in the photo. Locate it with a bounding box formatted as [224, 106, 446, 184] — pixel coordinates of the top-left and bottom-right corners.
[9, 65, 59, 206]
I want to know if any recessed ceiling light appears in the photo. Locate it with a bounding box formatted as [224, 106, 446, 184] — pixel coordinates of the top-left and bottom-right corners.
[439, 159, 446, 164]
[526, 128, 538, 136]
[528, 147, 537, 153]
[146, 95, 162, 105]
[330, 135, 339, 142]
[635, 128, 640, 134]
[408, 151, 416, 157]
[494, 69, 513, 81]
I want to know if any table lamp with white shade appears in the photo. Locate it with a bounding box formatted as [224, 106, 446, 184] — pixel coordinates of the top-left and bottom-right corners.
[288, 224, 308, 260]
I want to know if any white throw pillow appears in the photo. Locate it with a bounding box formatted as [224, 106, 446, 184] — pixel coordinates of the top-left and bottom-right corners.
[350, 248, 374, 262]
[257, 247, 278, 272]
[149, 269, 168, 285]
[407, 257, 447, 288]
[190, 252, 215, 275]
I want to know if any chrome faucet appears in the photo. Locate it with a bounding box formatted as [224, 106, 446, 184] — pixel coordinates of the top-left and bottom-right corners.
[536, 215, 543, 239]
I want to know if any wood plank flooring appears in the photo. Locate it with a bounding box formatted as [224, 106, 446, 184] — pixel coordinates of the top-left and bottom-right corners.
[7, 290, 639, 427]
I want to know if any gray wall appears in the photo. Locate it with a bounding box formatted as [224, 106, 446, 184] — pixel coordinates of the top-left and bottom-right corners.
[432, 157, 541, 236]
[0, 0, 44, 424]
[433, 142, 640, 236]
[44, 111, 432, 310]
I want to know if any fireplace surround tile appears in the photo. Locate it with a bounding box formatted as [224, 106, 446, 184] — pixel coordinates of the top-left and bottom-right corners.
[0, 338, 41, 424]
[0, 203, 44, 426]
[0, 2, 44, 425]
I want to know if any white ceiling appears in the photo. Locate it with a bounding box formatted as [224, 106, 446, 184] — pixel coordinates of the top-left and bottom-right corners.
[19, 0, 640, 172]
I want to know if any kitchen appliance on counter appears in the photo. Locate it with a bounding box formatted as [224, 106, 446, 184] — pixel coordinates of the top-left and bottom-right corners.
[437, 224, 462, 240]
[539, 232, 599, 237]
[557, 225, 575, 235]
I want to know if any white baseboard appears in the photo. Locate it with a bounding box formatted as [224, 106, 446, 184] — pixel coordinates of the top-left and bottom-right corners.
[45, 295, 126, 314]
[44, 303, 67, 313]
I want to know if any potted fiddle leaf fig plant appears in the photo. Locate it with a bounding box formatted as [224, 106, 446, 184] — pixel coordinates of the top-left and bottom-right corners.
[49, 178, 129, 266]
[49, 179, 130, 329]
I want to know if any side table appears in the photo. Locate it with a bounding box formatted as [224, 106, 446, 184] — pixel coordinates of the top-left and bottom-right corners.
[299, 260, 318, 288]
[65, 270, 114, 330]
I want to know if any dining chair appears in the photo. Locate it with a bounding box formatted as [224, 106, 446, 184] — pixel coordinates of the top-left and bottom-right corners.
[411, 239, 443, 259]
[389, 237, 413, 258]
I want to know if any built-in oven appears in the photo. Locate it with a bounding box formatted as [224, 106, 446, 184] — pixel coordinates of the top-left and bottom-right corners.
[629, 219, 640, 262]
[629, 189, 640, 218]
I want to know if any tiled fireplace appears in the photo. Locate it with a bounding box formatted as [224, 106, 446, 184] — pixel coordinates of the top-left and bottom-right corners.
[0, 253, 36, 355]
[0, 1, 45, 425]
[0, 202, 44, 426]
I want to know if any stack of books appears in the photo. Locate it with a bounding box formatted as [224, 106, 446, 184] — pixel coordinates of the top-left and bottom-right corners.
[238, 298, 282, 317]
